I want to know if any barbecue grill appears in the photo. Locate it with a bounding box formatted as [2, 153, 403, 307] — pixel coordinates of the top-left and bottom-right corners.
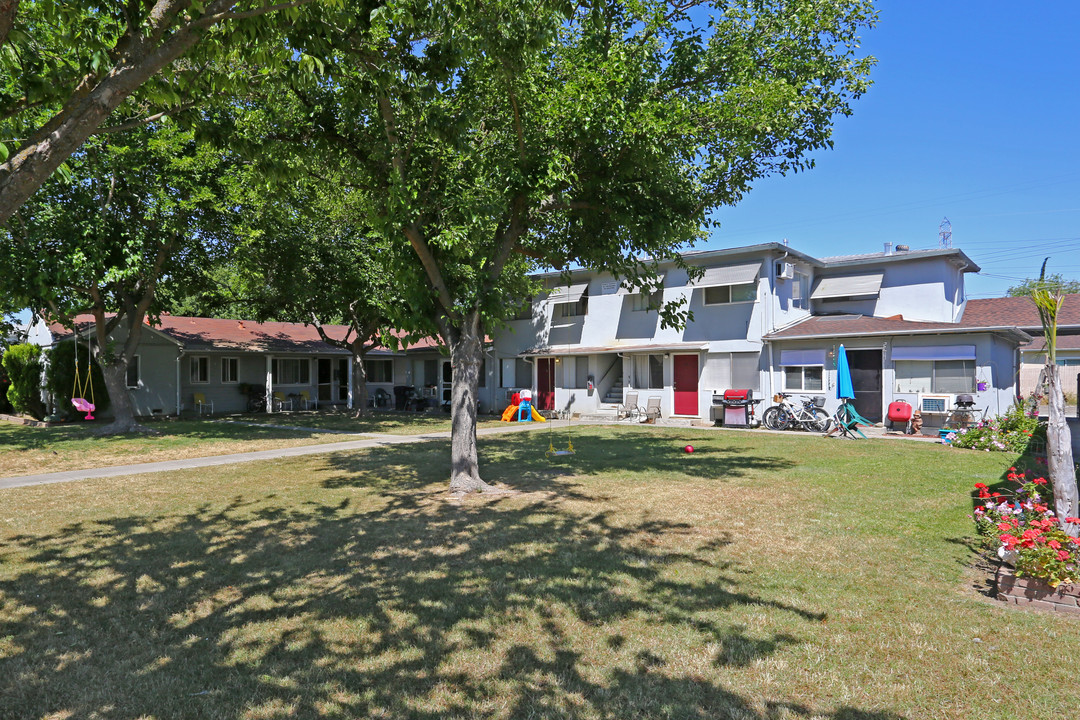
[710, 389, 761, 427]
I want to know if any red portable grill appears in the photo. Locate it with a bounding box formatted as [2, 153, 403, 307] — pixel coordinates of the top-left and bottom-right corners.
[712, 389, 759, 428]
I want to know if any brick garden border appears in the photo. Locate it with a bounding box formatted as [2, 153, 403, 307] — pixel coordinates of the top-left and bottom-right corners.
[996, 566, 1080, 615]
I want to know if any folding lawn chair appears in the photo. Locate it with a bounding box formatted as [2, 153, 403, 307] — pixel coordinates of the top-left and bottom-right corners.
[830, 400, 872, 439]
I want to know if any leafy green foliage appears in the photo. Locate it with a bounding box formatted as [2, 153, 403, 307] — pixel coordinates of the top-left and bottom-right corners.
[1007, 273, 1080, 298]
[1, 341, 43, 418]
[1, 122, 238, 330]
[950, 400, 1043, 453]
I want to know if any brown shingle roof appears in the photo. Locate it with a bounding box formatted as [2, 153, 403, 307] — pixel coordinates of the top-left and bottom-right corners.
[961, 294, 1080, 329]
[765, 313, 1031, 342]
[51, 315, 443, 354]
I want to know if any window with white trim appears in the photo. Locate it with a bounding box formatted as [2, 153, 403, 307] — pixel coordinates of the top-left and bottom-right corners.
[554, 298, 588, 318]
[272, 358, 310, 385]
[895, 360, 975, 394]
[784, 366, 823, 391]
[368, 359, 393, 383]
[630, 289, 662, 312]
[221, 357, 239, 384]
[634, 354, 664, 389]
[126, 355, 140, 388]
[703, 283, 756, 305]
[792, 272, 809, 310]
[190, 356, 209, 384]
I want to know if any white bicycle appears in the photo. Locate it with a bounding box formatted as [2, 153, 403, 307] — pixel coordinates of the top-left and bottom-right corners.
[761, 393, 831, 433]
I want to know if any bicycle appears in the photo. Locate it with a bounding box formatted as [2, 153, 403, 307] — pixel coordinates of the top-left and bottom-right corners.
[762, 393, 831, 432]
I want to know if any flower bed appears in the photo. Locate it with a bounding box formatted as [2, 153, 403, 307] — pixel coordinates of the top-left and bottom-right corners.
[973, 468, 1080, 590]
[996, 566, 1080, 614]
[951, 400, 1043, 453]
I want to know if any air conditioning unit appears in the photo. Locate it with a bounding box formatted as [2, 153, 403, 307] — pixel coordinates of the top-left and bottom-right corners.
[776, 262, 795, 280]
[919, 394, 953, 414]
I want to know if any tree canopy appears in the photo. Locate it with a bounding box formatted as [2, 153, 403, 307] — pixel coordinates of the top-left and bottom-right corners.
[0, 0, 344, 225]
[1007, 273, 1080, 298]
[226, 0, 876, 490]
[0, 121, 240, 428]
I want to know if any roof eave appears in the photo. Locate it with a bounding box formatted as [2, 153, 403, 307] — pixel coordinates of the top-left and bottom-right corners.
[765, 325, 1031, 343]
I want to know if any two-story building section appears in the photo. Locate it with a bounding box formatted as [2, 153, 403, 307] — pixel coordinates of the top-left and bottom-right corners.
[493, 242, 1030, 427]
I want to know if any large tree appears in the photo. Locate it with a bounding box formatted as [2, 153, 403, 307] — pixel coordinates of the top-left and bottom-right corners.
[0, 0, 343, 225]
[0, 122, 238, 431]
[217, 177, 406, 415]
[240, 0, 875, 491]
[1008, 272, 1080, 298]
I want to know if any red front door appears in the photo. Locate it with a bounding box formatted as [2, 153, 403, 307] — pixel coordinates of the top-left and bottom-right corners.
[673, 354, 699, 416]
[537, 358, 555, 411]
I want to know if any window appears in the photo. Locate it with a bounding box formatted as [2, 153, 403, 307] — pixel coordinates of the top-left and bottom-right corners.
[703, 283, 756, 305]
[792, 272, 809, 310]
[190, 356, 209, 384]
[634, 354, 664, 389]
[126, 355, 140, 388]
[554, 298, 588, 319]
[368, 359, 393, 383]
[221, 357, 239, 384]
[895, 360, 975, 394]
[784, 366, 823, 391]
[731, 352, 760, 390]
[1056, 358, 1080, 367]
[272, 358, 310, 385]
[512, 299, 534, 321]
[630, 290, 662, 312]
[516, 359, 531, 388]
[575, 358, 590, 389]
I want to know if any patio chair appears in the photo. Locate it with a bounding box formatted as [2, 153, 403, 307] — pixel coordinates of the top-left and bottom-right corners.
[299, 390, 317, 410]
[642, 396, 662, 423]
[193, 392, 213, 416]
[829, 400, 872, 439]
[617, 391, 642, 420]
[272, 391, 293, 412]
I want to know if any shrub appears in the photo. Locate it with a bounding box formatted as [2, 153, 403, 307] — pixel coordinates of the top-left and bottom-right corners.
[950, 400, 1043, 453]
[45, 340, 111, 419]
[973, 469, 1080, 587]
[1, 343, 45, 419]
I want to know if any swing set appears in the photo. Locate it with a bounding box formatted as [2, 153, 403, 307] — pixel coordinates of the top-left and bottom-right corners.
[70, 333, 96, 420]
[545, 406, 575, 457]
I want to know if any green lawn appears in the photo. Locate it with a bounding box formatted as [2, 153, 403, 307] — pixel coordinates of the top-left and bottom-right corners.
[225, 408, 506, 435]
[0, 426, 1075, 719]
[0, 412, 508, 477]
[0, 418, 360, 477]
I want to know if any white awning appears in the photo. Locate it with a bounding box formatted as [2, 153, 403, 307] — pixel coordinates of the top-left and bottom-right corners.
[547, 282, 588, 304]
[810, 273, 883, 300]
[892, 345, 975, 361]
[693, 262, 762, 288]
[616, 273, 666, 295]
[779, 349, 827, 366]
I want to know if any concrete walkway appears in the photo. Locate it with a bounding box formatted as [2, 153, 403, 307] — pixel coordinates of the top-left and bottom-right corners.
[0, 421, 548, 491]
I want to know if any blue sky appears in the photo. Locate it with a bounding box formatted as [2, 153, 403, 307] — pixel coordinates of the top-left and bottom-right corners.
[705, 1, 1080, 298]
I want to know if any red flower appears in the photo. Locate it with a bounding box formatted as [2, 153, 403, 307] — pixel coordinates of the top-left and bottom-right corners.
[974, 483, 988, 489]
[1034, 504, 1048, 513]
[1065, 517, 1080, 524]
[1033, 477, 1048, 485]
[1049, 540, 1062, 550]
[978, 489, 990, 499]
[997, 522, 1013, 531]
[1000, 534, 1019, 549]
[1058, 550, 1072, 561]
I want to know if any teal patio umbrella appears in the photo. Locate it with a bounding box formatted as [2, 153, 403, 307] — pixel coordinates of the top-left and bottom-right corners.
[836, 344, 855, 401]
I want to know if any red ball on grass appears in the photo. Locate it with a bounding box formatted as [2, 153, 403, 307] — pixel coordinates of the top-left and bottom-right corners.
[684, 445, 694, 453]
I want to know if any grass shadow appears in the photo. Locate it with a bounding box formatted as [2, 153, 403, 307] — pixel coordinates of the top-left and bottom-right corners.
[0, 430, 893, 719]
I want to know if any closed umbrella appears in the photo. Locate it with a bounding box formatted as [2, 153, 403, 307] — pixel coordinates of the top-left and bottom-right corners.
[836, 344, 855, 401]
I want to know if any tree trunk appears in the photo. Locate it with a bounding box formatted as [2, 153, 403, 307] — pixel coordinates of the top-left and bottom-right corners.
[447, 328, 494, 493]
[96, 357, 143, 433]
[1046, 361, 1079, 536]
[352, 345, 369, 418]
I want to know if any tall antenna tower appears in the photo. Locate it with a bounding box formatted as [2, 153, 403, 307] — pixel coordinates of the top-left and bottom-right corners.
[938, 217, 952, 248]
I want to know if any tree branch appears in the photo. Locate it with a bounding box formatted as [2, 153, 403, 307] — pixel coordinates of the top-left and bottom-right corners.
[93, 102, 199, 134]
[0, 0, 19, 53]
